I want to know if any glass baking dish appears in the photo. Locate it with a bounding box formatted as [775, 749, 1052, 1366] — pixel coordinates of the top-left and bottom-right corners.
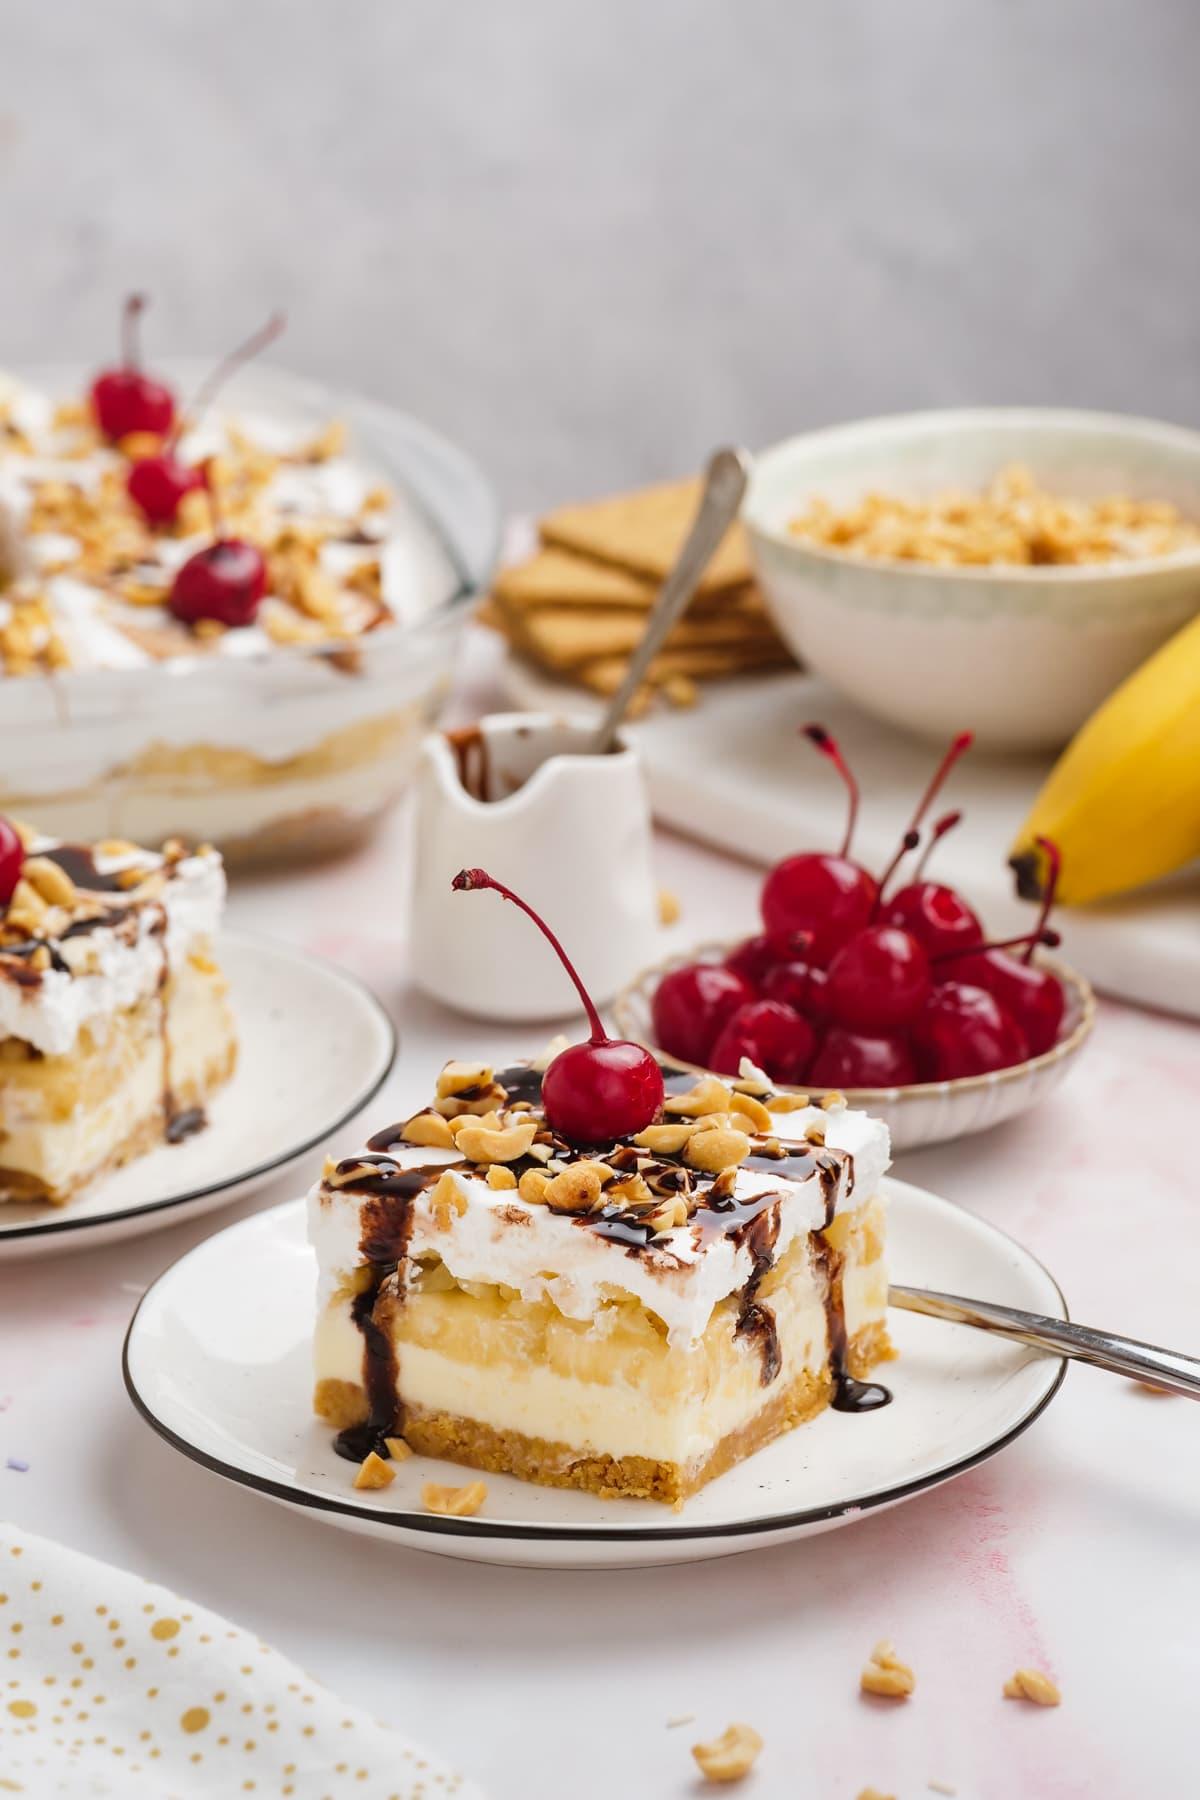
[0, 362, 499, 865]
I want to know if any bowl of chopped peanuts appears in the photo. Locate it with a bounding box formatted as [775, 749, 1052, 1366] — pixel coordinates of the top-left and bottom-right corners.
[743, 408, 1200, 750]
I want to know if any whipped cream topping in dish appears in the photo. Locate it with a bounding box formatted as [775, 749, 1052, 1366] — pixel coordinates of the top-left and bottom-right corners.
[0, 370, 438, 679]
[310, 1060, 891, 1351]
[0, 834, 224, 1055]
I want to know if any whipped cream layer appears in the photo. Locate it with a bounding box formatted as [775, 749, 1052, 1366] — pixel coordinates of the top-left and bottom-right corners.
[309, 1100, 890, 1349]
[0, 838, 224, 1056]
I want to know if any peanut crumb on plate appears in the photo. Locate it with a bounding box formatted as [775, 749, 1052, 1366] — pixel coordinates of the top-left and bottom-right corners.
[860, 1639, 916, 1699]
[691, 1722, 763, 1783]
[422, 1480, 487, 1518]
[1003, 1668, 1061, 1706]
[657, 886, 682, 925]
[352, 1452, 394, 1491]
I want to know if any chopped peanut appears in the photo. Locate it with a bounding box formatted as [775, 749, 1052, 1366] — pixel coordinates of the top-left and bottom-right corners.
[664, 1077, 733, 1117]
[454, 1119, 539, 1164]
[685, 1126, 751, 1174]
[1003, 1668, 1061, 1706]
[402, 1110, 457, 1150]
[691, 1722, 763, 1783]
[422, 1481, 487, 1518]
[353, 1452, 394, 1491]
[860, 1641, 915, 1700]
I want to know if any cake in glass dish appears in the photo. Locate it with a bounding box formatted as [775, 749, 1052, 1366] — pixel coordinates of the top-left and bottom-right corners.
[0, 302, 495, 864]
[0, 815, 234, 1204]
[309, 871, 892, 1505]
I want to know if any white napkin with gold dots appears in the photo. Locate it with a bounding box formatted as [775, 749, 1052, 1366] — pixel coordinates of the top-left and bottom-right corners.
[0, 1525, 483, 1799]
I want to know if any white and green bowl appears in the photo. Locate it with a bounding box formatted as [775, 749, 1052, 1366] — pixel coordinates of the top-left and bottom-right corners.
[744, 408, 1200, 751]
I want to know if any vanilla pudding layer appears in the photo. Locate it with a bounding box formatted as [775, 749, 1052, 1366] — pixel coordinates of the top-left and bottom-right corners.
[314, 1196, 888, 1487]
[0, 955, 236, 1203]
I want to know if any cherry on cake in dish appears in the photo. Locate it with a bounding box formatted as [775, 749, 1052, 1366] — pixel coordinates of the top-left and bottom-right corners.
[0, 299, 467, 863]
[308, 873, 893, 1506]
[0, 818, 235, 1204]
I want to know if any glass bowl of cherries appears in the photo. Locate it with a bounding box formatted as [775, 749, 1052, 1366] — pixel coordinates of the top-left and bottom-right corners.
[615, 727, 1095, 1151]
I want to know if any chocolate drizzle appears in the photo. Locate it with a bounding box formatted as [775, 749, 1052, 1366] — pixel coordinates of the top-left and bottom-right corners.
[813, 1235, 892, 1415]
[40, 844, 128, 893]
[333, 1160, 456, 1463]
[731, 1198, 782, 1385]
[492, 1063, 546, 1106]
[445, 725, 492, 802]
[0, 939, 69, 984]
[165, 1107, 206, 1143]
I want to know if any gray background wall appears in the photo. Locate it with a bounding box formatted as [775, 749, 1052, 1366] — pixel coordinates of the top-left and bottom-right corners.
[3, 0, 1197, 509]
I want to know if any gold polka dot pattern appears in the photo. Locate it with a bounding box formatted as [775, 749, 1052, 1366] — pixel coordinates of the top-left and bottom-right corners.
[0, 1527, 477, 1796]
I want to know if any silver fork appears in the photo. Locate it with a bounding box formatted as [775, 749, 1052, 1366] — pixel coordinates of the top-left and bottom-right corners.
[890, 1285, 1200, 1399]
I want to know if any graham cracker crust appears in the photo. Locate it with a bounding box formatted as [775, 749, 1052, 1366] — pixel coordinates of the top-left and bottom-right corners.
[314, 1317, 895, 1507]
[0, 1036, 236, 1207]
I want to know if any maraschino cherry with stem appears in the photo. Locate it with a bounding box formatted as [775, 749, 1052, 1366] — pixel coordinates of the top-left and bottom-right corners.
[127, 311, 285, 526]
[760, 725, 878, 963]
[652, 962, 755, 1068]
[0, 817, 25, 908]
[451, 868, 664, 1143]
[881, 734, 983, 956]
[168, 476, 267, 630]
[823, 923, 931, 1032]
[935, 839, 1066, 1056]
[708, 999, 814, 1086]
[90, 294, 175, 442]
[809, 1026, 916, 1089]
[912, 981, 1029, 1080]
[724, 928, 812, 991]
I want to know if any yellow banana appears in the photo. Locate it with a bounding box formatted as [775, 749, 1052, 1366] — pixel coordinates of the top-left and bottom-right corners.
[1010, 609, 1200, 905]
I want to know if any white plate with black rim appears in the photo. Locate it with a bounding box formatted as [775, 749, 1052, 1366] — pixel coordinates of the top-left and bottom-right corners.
[0, 931, 395, 1261]
[122, 1177, 1067, 1569]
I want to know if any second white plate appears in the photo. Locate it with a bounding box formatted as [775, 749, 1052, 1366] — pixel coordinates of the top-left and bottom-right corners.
[123, 1178, 1066, 1569]
[0, 931, 396, 1260]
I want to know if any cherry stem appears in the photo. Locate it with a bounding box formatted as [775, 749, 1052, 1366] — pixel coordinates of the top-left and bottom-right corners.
[802, 724, 859, 858]
[169, 311, 286, 452]
[913, 810, 962, 882]
[907, 731, 974, 836]
[1024, 836, 1061, 964]
[874, 731, 974, 902]
[204, 459, 223, 540]
[451, 867, 608, 1044]
[874, 828, 919, 914]
[122, 293, 148, 370]
[934, 927, 1061, 965]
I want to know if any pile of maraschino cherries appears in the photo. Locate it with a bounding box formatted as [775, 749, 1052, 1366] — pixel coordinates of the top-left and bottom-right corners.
[89, 294, 284, 630]
[652, 727, 1066, 1089]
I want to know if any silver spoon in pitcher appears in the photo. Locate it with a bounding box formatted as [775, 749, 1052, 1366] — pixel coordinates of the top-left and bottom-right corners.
[589, 445, 750, 755]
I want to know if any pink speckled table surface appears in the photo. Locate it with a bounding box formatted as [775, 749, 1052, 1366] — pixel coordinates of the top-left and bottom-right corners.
[2, 632, 1197, 1800]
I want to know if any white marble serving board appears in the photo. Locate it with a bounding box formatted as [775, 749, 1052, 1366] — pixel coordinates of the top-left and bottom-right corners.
[503, 659, 1200, 1020]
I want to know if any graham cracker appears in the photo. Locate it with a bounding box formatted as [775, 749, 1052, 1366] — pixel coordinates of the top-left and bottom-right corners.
[577, 641, 793, 695]
[540, 476, 752, 593]
[494, 548, 660, 612]
[493, 589, 782, 674]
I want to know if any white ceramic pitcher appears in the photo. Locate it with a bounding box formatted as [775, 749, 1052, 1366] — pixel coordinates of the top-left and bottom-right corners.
[410, 711, 659, 1021]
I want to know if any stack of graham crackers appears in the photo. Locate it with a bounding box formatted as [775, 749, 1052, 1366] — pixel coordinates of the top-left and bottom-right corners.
[484, 476, 794, 710]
